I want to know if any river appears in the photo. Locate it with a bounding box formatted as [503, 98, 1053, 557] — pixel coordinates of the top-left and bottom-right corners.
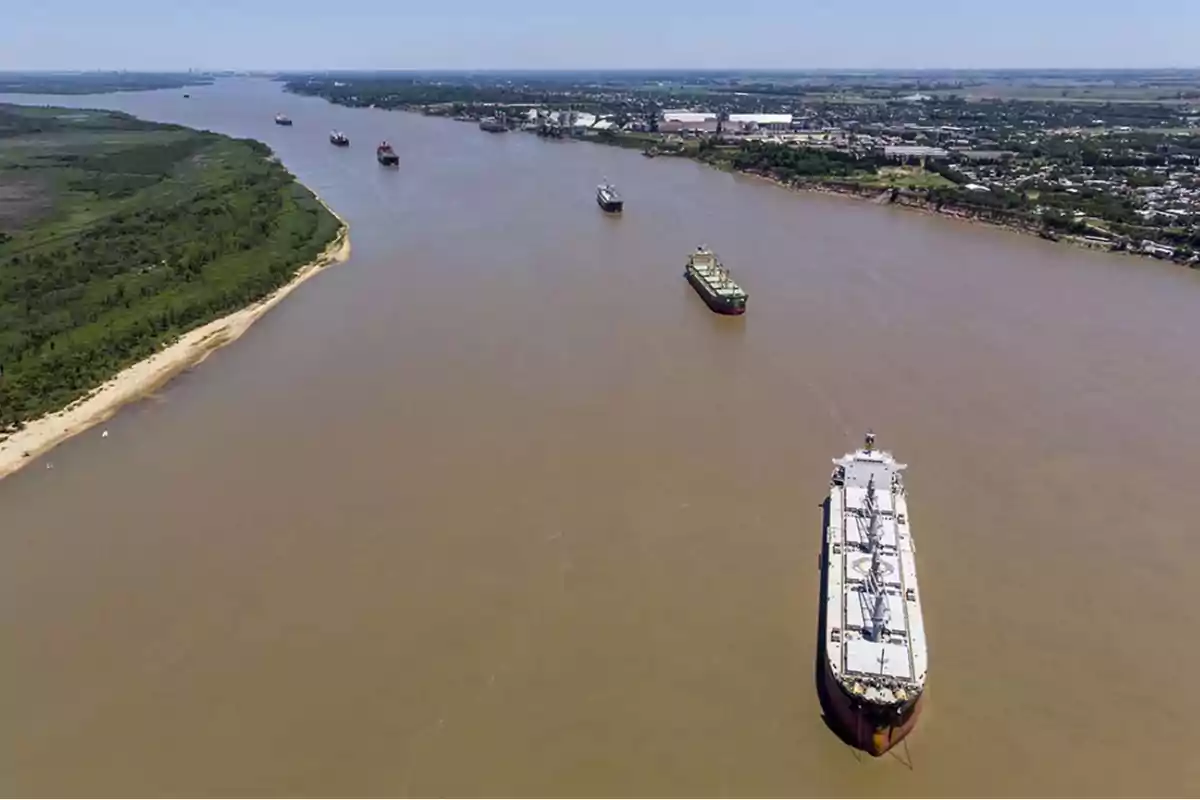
[2, 78, 1198, 796]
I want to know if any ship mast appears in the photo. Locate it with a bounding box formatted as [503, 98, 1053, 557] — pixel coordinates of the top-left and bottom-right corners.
[864, 474, 882, 552]
[867, 548, 889, 641]
[863, 449, 890, 641]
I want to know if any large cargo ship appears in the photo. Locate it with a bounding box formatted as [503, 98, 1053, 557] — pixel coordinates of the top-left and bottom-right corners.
[683, 246, 747, 315]
[821, 431, 928, 756]
[376, 141, 399, 166]
[596, 180, 623, 213]
[274, 113, 293, 126]
[329, 130, 350, 147]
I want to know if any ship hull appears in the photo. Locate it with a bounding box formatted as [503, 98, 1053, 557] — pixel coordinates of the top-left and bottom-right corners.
[684, 268, 747, 315]
[820, 661, 923, 755]
[377, 154, 399, 166]
[597, 195, 623, 213]
[330, 138, 349, 147]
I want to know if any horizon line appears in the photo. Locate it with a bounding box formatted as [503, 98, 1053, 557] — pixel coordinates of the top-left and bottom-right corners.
[4, 66, 1200, 74]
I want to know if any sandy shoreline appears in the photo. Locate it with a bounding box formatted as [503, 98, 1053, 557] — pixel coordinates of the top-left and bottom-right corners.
[0, 196, 351, 482]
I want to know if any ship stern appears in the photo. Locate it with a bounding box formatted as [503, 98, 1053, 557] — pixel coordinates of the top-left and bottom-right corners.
[821, 661, 923, 756]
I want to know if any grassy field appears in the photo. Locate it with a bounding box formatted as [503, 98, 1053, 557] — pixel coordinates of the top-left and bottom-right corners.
[0, 104, 341, 426]
[848, 166, 957, 190]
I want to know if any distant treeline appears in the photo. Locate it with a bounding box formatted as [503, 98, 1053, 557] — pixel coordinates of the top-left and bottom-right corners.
[286, 78, 572, 109]
[0, 72, 212, 95]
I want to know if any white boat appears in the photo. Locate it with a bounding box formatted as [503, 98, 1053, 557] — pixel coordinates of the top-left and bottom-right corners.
[822, 431, 928, 755]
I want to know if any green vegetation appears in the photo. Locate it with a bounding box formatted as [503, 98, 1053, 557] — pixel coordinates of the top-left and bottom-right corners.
[842, 165, 957, 190]
[707, 141, 886, 181]
[0, 104, 341, 426]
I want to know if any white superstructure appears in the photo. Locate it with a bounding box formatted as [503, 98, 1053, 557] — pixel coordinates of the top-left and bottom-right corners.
[597, 181, 622, 205]
[825, 432, 928, 708]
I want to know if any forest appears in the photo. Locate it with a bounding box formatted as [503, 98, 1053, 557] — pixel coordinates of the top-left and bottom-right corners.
[711, 141, 887, 181]
[0, 104, 341, 427]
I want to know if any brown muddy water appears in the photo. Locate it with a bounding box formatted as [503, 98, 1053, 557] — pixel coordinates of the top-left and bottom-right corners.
[1, 79, 1199, 796]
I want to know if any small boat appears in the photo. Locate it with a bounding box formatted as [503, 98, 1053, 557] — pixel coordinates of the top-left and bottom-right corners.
[329, 130, 350, 147]
[182, 93, 190, 99]
[596, 180, 624, 213]
[684, 246, 747, 315]
[274, 113, 293, 126]
[376, 141, 399, 166]
[479, 117, 507, 133]
[642, 147, 657, 158]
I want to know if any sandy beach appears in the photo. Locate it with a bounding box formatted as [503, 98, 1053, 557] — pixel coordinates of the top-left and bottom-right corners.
[0, 198, 351, 482]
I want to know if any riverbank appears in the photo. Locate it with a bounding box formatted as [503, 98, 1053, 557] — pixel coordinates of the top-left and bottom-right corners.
[422, 112, 1192, 264]
[584, 130, 1199, 267]
[735, 169, 1058, 240]
[442, 115, 1195, 266]
[0, 201, 350, 481]
[727, 169, 1197, 261]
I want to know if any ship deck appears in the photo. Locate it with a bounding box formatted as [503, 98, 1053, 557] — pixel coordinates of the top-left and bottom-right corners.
[824, 442, 928, 704]
[688, 256, 746, 298]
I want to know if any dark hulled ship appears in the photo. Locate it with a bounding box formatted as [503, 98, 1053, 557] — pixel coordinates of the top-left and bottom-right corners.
[274, 113, 293, 126]
[329, 131, 350, 147]
[683, 246, 747, 315]
[376, 141, 399, 166]
[596, 180, 624, 213]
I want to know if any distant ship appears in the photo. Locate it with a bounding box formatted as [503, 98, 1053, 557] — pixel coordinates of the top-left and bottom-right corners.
[329, 130, 350, 147]
[479, 117, 507, 133]
[274, 114, 293, 126]
[182, 93, 190, 99]
[822, 431, 928, 756]
[376, 141, 399, 166]
[683, 246, 747, 315]
[596, 180, 623, 213]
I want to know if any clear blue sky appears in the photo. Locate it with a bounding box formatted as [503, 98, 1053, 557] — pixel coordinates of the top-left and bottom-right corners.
[3, 0, 1196, 71]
